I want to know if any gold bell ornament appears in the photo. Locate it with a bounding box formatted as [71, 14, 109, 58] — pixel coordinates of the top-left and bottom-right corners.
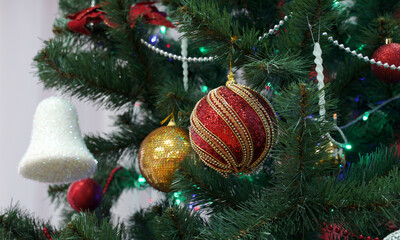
[18, 97, 97, 183]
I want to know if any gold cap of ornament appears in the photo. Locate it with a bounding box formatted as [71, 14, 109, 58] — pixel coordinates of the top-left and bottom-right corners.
[226, 36, 238, 86]
[386, 38, 393, 44]
[226, 70, 236, 86]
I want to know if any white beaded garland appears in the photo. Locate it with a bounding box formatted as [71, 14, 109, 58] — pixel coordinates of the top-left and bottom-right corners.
[141, 13, 292, 62]
[323, 32, 400, 71]
[258, 13, 292, 41]
[140, 38, 216, 63]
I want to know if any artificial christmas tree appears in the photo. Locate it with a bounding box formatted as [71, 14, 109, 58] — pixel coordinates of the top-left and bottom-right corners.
[2, 0, 400, 239]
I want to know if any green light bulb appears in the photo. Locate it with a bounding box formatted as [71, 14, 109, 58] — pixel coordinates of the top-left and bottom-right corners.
[138, 175, 146, 183]
[175, 199, 181, 205]
[160, 26, 167, 34]
[362, 111, 370, 121]
[202, 86, 208, 93]
[199, 47, 207, 53]
[345, 144, 352, 150]
[174, 192, 181, 198]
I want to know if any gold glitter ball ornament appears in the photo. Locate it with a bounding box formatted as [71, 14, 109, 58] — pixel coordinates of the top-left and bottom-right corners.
[138, 120, 192, 192]
[326, 141, 346, 166]
[315, 141, 346, 167]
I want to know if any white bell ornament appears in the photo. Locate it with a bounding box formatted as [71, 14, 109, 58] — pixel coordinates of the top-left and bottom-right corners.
[18, 97, 97, 183]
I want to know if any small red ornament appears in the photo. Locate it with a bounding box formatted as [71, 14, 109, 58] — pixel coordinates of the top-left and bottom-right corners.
[67, 178, 102, 212]
[366, 237, 371, 240]
[371, 43, 400, 83]
[190, 76, 277, 176]
[328, 225, 333, 230]
[358, 235, 364, 240]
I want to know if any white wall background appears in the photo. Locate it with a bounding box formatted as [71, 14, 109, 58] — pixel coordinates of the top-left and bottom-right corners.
[0, 0, 161, 226]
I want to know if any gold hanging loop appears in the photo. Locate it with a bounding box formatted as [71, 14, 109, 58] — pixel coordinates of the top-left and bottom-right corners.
[160, 112, 176, 126]
[226, 36, 238, 86]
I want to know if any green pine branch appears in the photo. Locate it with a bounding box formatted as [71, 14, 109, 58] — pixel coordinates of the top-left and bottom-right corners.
[153, 206, 204, 240]
[0, 204, 56, 240]
[244, 52, 310, 91]
[128, 200, 170, 240]
[34, 36, 140, 110]
[171, 157, 269, 213]
[55, 212, 125, 240]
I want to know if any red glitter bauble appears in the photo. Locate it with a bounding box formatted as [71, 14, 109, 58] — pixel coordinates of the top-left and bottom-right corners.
[189, 83, 277, 176]
[371, 43, 400, 83]
[67, 178, 102, 212]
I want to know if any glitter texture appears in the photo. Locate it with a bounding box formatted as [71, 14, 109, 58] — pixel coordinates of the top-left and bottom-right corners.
[384, 230, 400, 240]
[190, 84, 277, 176]
[371, 43, 400, 83]
[18, 97, 97, 183]
[138, 125, 192, 192]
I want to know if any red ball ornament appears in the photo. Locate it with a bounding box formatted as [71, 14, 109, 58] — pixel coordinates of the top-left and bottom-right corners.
[371, 43, 400, 83]
[67, 178, 102, 212]
[190, 76, 277, 176]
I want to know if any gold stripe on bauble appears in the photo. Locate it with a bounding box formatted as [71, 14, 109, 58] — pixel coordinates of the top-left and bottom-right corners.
[190, 101, 238, 172]
[227, 84, 275, 170]
[209, 88, 254, 170]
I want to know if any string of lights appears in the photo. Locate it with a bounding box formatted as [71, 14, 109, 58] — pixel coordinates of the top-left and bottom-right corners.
[339, 93, 400, 130]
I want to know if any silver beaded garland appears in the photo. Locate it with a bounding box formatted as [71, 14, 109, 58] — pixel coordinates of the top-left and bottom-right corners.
[323, 32, 400, 71]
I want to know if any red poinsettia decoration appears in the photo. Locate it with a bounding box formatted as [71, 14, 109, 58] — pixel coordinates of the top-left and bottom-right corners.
[66, 1, 174, 35]
[129, 1, 175, 28]
[66, 5, 106, 35]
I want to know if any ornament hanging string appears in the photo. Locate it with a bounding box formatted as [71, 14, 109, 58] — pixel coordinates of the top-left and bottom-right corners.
[102, 166, 123, 196]
[160, 111, 176, 126]
[227, 36, 238, 85]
